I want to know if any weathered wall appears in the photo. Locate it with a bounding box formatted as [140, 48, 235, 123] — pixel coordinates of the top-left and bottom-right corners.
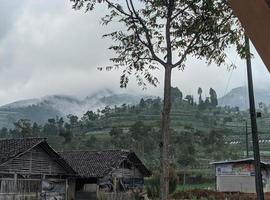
[0, 145, 66, 175]
[217, 176, 256, 193]
[67, 179, 76, 200]
[112, 167, 143, 178]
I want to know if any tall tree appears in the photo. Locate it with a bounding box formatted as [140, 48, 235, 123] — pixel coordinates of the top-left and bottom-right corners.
[32, 122, 42, 136]
[0, 127, 8, 138]
[171, 87, 183, 104]
[209, 87, 218, 107]
[14, 119, 33, 137]
[43, 118, 58, 136]
[174, 130, 197, 185]
[70, 1, 244, 198]
[197, 87, 203, 105]
[139, 98, 146, 110]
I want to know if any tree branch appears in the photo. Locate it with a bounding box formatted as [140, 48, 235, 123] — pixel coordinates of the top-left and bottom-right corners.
[171, 5, 189, 21]
[128, 0, 166, 66]
[172, 33, 200, 68]
[105, 0, 132, 18]
[165, 0, 174, 65]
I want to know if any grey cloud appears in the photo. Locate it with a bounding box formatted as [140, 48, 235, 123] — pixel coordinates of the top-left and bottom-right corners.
[0, 0, 269, 106]
[0, 0, 24, 40]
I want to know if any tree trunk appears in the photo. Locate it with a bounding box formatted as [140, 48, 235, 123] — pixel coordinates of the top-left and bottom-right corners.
[183, 172, 186, 186]
[160, 66, 172, 200]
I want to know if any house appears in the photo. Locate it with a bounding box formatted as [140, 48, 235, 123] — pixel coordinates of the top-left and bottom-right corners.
[59, 150, 151, 199]
[0, 137, 76, 200]
[211, 158, 270, 193]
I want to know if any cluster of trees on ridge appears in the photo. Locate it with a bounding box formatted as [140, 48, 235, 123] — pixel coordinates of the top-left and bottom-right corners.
[0, 87, 221, 138]
[0, 87, 241, 171]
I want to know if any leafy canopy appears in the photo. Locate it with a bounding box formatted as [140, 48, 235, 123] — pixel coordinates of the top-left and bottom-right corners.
[71, 0, 244, 88]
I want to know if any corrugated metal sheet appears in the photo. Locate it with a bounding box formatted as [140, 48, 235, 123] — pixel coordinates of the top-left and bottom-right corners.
[229, 0, 270, 72]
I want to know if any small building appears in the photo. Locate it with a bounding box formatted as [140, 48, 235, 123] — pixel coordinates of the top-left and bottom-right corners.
[59, 150, 151, 199]
[211, 158, 270, 193]
[0, 138, 76, 200]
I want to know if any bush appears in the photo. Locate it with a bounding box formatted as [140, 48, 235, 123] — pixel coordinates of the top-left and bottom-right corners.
[145, 168, 179, 198]
[171, 189, 256, 200]
[145, 172, 160, 198]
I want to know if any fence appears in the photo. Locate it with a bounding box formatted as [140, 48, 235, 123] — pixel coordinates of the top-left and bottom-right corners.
[0, 178, 41, 200]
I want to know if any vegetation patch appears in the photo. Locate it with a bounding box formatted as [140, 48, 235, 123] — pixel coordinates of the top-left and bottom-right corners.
[171, 189, 256, 200]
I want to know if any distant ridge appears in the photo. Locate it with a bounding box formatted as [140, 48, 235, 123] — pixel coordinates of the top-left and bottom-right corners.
[0, 90, 154, 128]
[1, 86, 269, 128]
[218, 86, 270, 110]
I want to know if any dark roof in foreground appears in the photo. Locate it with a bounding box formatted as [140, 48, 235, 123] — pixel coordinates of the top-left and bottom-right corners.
[0, 137, 45, 165]
[59, 150, 151, 178]
[0, 137, 76, 174]
[210, 158, 270, 166]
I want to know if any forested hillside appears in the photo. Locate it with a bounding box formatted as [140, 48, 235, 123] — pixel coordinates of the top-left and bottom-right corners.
[1, 87, 270, 172]
[0, 92, 152, 128]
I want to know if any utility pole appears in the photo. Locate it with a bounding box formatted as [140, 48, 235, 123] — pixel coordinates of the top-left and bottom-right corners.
[245, 34, 264, 200]
[245, 120, 249, 158]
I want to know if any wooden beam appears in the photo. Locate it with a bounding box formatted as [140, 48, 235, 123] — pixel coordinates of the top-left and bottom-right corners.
[229, 0, 270, 72]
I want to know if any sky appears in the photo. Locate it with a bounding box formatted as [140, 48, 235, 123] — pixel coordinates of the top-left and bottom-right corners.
[0, 0, 269, 106]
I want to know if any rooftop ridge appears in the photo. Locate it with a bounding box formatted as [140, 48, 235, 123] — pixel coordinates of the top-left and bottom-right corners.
[58, 149, 131, 153]
[0, 137, 46, 141]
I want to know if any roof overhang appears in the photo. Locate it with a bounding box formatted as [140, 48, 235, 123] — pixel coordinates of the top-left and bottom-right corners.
[228, 0, 270, 73]
[210, 158, 269, 166]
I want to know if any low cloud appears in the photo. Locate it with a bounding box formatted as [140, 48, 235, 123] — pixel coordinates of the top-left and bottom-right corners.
[0, 0, 269, 105]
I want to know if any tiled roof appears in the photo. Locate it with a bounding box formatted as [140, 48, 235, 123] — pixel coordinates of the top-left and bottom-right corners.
[0, 137, 76, 174]
[59, 150, 151, 178]
[0, 137, 45, 165]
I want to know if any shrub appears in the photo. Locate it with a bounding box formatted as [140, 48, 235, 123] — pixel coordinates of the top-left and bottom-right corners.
[146, 168, 179, 198]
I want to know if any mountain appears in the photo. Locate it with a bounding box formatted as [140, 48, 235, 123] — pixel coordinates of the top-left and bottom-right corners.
[3, 85, 268, 128]
[0, 90, 153, 128]
[218, 86, 270, 110]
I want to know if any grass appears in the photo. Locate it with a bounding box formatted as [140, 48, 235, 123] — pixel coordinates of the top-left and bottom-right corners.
[176, 183, 215, 192]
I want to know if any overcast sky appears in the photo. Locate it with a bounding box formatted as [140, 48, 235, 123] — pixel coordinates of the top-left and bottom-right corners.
[0, 0, 269, 106]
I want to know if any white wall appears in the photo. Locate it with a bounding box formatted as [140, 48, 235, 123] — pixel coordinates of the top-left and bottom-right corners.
[217, 176, 256, 193]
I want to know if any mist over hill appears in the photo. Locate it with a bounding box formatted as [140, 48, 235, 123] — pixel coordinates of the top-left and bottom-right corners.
[218, 86, 270, 110]
[0, 90, 153, 128]
[0, 86, 269, 128]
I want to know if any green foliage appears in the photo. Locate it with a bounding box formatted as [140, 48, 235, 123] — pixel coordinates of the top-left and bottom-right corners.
[109, 127, 130, 149]
[82, 110, 99, 121]
[146, 172, 160, 198]
[1, 87, 258, 171]
[86, 135, 97, 149]
[67, 114, 78, 127]
[185, 95, 194, 106]
[174, 131, 197, 168]
[198, 87, 203, 106]
[32, 122, 42, 135]
[59, 128, 73, 144]
[43, 118, 58, 136]
[209, 88, 218, 107]
[202, 129, 232, 160]
[71, 0, 244, 88]
[172, 189, 255, 200]
[109, 121, 160, 168]
[171, 87, 183, 105]
[146, 168, 178, 198]
[0, 127, 8, 138]
[14, 119, 32, 137]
